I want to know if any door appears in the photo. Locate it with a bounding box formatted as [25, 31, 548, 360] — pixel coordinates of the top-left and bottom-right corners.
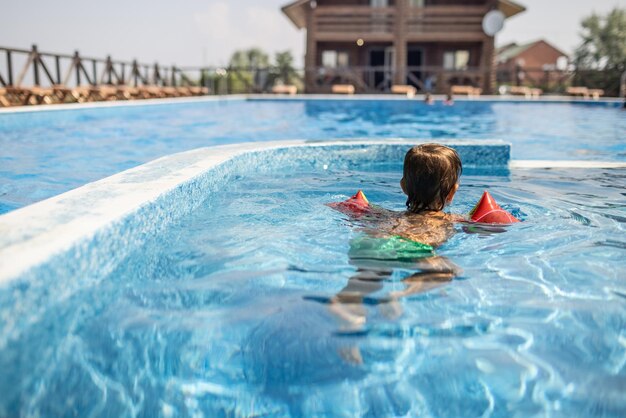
[368, 47, 395, 91]
[407, 48, 423, 87]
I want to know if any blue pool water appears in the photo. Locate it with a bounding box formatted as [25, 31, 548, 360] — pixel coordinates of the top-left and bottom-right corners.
[1, 158, 624, 417]
[0, 98, 624, 213]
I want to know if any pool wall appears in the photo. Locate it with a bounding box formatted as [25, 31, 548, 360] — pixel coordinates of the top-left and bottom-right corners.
[0, 140, 509, 285]
[0, 140, 510, 346]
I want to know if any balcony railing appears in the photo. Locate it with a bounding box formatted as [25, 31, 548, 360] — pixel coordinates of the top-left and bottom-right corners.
[313, 5, 488, 38]
[406, 6, 487, 35]
[314, 6, 396, 38]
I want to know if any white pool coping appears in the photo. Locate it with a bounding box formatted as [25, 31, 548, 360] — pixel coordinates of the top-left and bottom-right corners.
[0, 94, 248, 114]
[1, 138, 624, 287]
[0, 93, 621, 114]
[511, 160, 626, 169]
[0, 138, 510, 285]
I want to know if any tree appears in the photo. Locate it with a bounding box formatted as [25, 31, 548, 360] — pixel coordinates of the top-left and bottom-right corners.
[228, 48, 270, 69]
[573, 8, 625, 95]
[574, 8, 626, 70]
[227, 48, 270, 93]
[273, 51, 298, 85]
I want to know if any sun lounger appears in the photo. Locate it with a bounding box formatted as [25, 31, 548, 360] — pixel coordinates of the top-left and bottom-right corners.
[0, 89, 11, 107]
[272, 84, 298, 95]
[450, 85, 481, 98]
[331, 84, 355, 95]
[176, 86, 193, 97]
[509, 86, 542, 99]
[161, 87, 180, 97]
[0, 87, 40, 106]
[567, 87, 603, 100]
[567, 87, 589, 97]
[188, 86, 209, 96]
[391, 85, 416, 98]
[72, 86, 103, 102]
[97, 86, 122, 101]
[587, 89, 604, 100]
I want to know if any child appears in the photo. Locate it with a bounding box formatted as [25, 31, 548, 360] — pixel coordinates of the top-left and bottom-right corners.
[392, 143, 462, 245]
[328, 144, 463, 335]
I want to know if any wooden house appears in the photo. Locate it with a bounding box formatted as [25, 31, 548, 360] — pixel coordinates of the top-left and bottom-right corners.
[281, 0, 526, 93]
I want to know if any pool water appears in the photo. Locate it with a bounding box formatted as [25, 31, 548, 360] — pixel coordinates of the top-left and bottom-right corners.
[1, 160, 624, 417]
[0, 99, 624, 213]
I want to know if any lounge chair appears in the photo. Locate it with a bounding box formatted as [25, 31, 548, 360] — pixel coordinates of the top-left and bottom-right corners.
[162, 87, 180, 97]
[72, 86, 102, 102]
[567, 87, 603, 100]
[272, 84, 298, 95]
[450, 85, 481, 98]
[588, 89, 604, 100]
[0, 87, 40, 106]
[176, 86, 193, 97]
[509, 86, 542, 99]
[0, 89, 11, 107]
[331, 84, 355, 95]
[391, 85, 416, 98]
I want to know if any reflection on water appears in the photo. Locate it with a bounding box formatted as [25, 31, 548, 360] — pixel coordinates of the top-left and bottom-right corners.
[0, 162, 625, 417]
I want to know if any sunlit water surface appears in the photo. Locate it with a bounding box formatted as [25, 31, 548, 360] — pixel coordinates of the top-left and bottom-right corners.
[0, 99, 624, 213]
[1, 161, 625, 417]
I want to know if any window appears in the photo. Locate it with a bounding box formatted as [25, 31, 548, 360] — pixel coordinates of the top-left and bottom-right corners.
[370, 0, 388, 7]
[443, 50, 469, 70]
[409, 0, 425, 7]
[321, 50, 349, 68]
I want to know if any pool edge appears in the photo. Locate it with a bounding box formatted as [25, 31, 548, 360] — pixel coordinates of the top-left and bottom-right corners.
[0, 139, 509, 285]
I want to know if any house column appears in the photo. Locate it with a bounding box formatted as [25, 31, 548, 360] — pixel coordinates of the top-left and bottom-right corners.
[481, 36, 495, 94]
[481, 0, 498, 94]
[393, 0, 407, 85]
[304, 1, 317, 93]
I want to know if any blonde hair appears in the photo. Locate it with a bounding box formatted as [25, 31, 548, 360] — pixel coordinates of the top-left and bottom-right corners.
[403, 144, 462, 213]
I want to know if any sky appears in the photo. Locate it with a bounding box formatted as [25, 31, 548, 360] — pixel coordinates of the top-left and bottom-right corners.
[1, 0, 624, 68]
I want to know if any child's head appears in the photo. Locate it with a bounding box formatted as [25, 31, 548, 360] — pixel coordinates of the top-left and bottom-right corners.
[401, 144, 462, 213]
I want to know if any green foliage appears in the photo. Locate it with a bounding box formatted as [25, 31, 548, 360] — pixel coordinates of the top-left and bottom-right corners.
[573, 8, 625, 96]
[574, 8, 625, 70]
[226, 48, 302, 93]
[229, 48, 270, 68]
[226, 48, 270, 93]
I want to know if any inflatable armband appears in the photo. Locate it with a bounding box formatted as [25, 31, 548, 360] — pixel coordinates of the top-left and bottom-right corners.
[327, 190, 371, 216]
[469, 191, 519, 224]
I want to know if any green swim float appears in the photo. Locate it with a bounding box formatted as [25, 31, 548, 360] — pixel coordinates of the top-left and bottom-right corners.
[349, 235, 433, 261]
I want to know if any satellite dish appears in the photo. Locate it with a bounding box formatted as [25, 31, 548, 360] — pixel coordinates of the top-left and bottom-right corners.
[482, 10, 505, 36]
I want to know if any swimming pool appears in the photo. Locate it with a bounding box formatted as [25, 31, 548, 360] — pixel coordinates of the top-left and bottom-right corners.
[0, 97, 624, 213]
[0, 140, 625, 417]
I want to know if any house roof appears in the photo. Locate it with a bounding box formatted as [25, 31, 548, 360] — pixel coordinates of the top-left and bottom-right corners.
[281, 0, 309, 29]
[281, 0, 526, 29]
[497, 0, 526, 20]
[496, 39, 569, 63]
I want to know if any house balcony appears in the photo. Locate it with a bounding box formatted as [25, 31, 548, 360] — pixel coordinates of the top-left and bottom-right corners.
[312, 5, 489, 42]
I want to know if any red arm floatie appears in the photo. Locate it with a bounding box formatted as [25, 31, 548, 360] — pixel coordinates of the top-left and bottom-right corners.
[327, 190, 371, 216]
[469, 191, 519, 224]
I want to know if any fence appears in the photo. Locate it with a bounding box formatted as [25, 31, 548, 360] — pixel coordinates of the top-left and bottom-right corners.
[0, 45, 623, 107]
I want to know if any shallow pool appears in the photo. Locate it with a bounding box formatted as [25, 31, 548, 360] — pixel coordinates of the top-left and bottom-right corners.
[1, 156, 624, 417]
[0, 98, 624, 213]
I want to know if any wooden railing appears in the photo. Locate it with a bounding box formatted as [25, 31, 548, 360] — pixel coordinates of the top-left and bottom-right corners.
[314, 6, 396, 37]
[313, 5, 488, 37]
[406, 6, 487, 34]
[0, 45, 205, 89]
